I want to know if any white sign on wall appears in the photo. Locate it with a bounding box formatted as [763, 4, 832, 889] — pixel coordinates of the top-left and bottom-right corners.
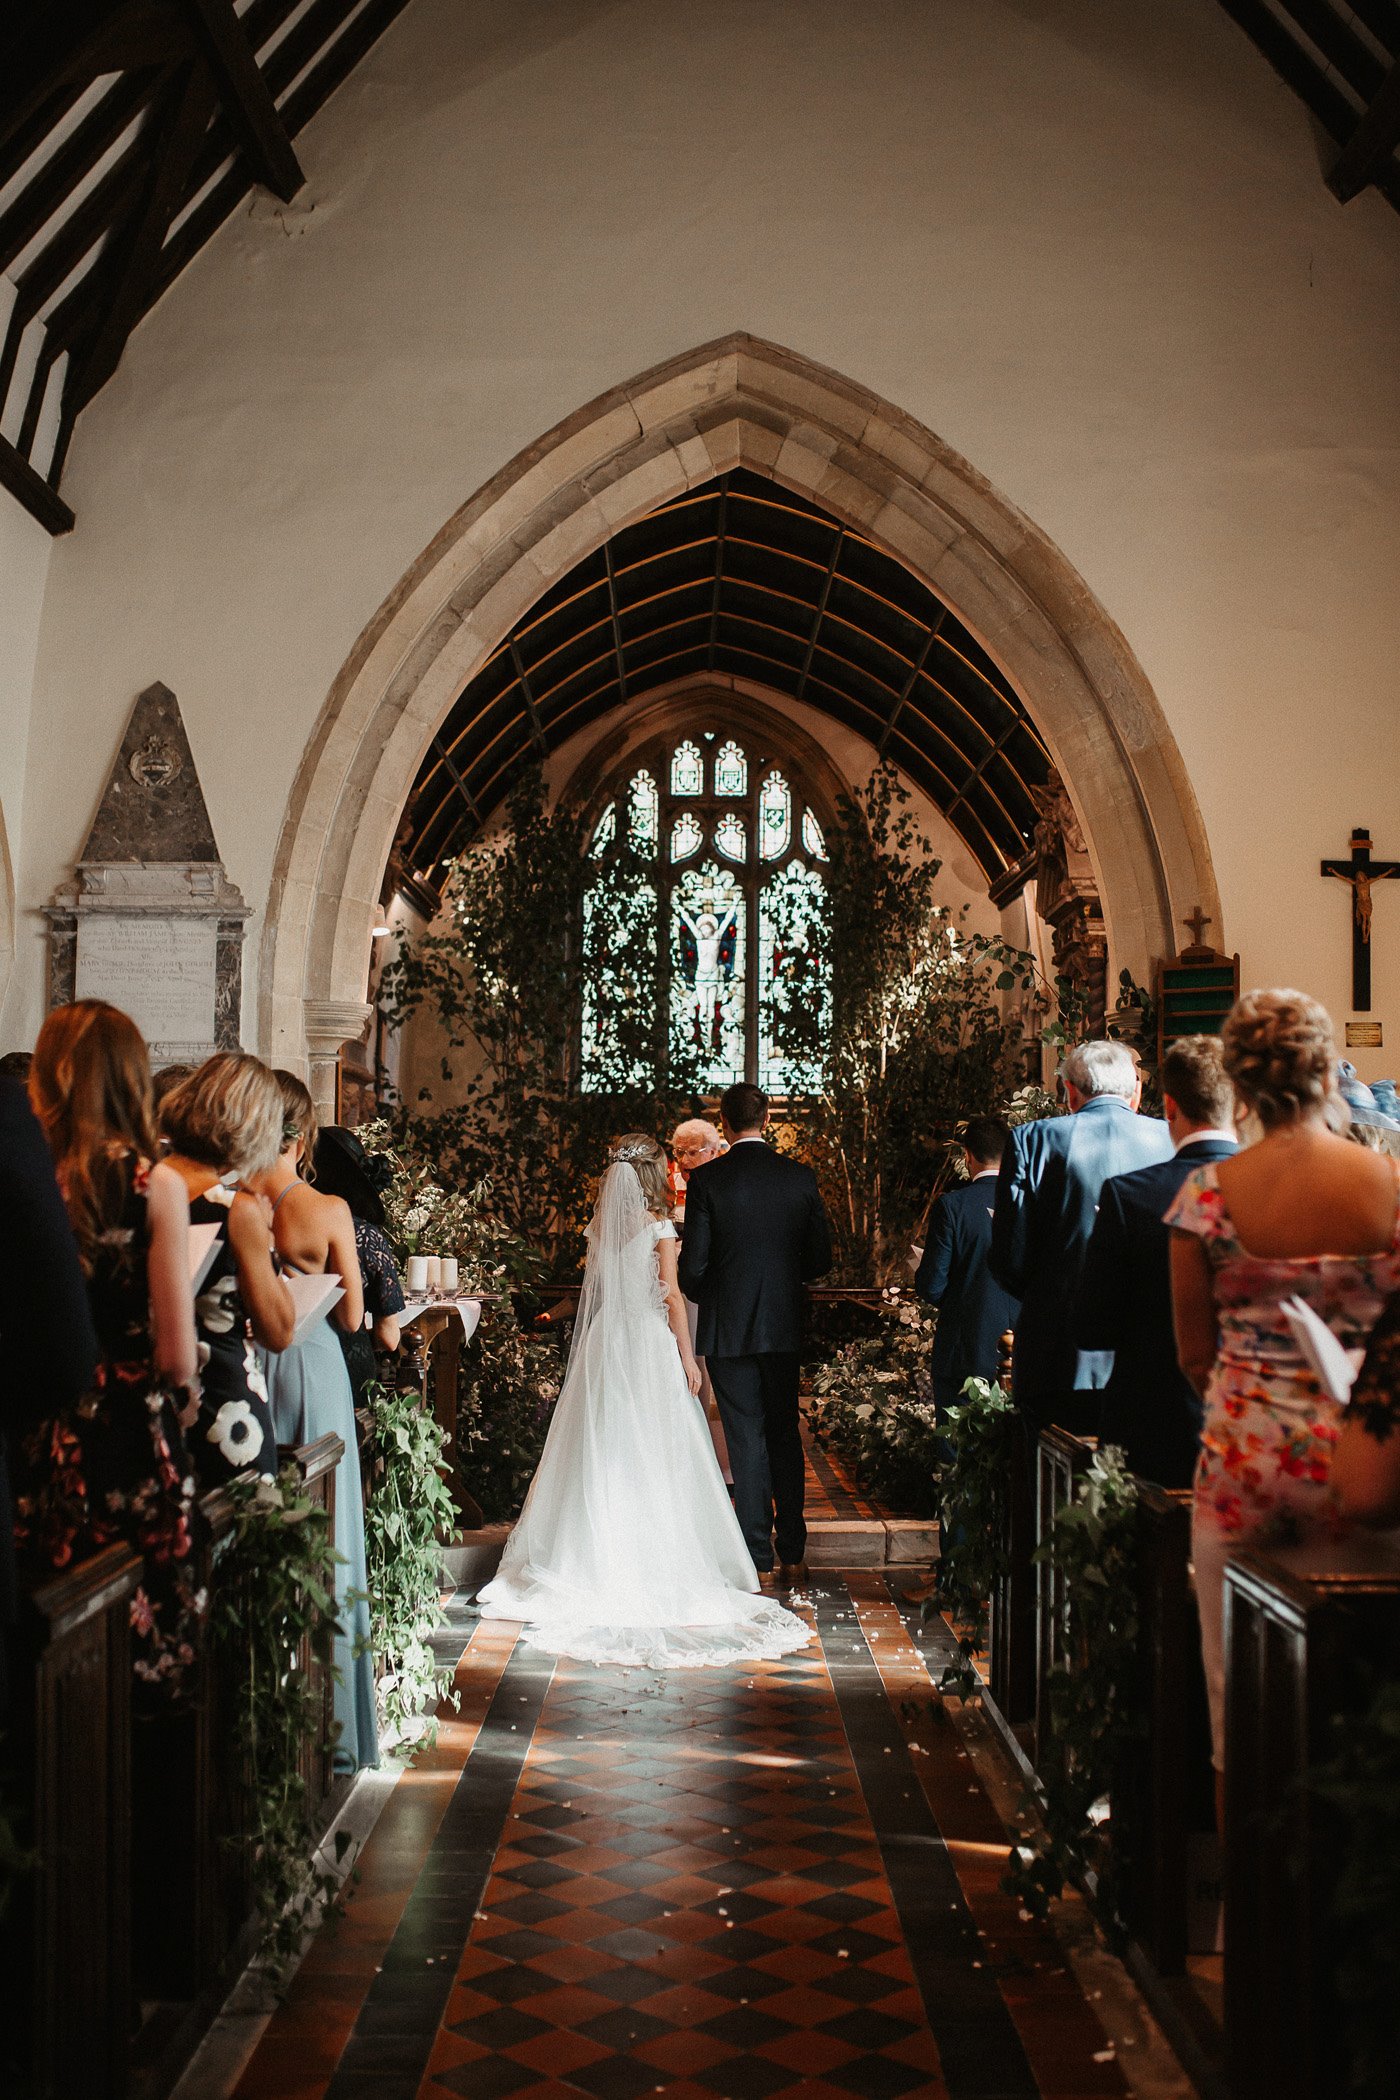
[74, 915, 217, 1046]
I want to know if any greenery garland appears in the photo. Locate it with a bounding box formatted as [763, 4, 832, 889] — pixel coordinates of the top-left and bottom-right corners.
[211, 1468, 351, 1980]
[457, 1306, 563, 1522]
[1311, 1673, 1400, 2099]
[807, 1293, 942, 1516]
[928, 1376, 1018, 1695]
[1004, 1444, 1143, 1929]
[361, 1382, 460, 1751]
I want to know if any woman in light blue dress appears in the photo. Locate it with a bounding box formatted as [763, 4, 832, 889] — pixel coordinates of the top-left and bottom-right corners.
[252, 1072, 379, 1772]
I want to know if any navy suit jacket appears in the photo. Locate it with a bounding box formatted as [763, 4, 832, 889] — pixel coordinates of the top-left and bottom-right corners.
[915, 1175, 1020, 1405]
[1076, 1136, 1237, 1488]
[678, 1141, 832, 1357]
[989, 1096, 1173, 1407]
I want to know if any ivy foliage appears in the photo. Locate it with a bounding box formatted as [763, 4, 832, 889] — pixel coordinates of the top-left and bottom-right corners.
[765, 764, 1037, 1281]
[458, 1307, 564, 1523]
[1004, 1445, 1143, 1931]
[929, 1376, 1019, 1695]
[361, 1382, 460, 1753]
[379, 769, 702, 1276]
[359, 1124, 545, 1295]
[211, 1468, 352, 1981]
[1311, 1675, 1400, 2100]
[806, 1293, 942, 1516]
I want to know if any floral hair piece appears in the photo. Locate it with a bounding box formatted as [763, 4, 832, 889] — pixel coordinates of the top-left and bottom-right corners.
[609, 1137, 657, 1164]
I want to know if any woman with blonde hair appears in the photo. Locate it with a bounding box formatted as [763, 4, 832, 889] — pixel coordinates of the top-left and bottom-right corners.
[158, 1055, 295, 1485]
[17, 1000, 202, 1695]
[1170, 989, 1400, 1791]
[480, 1133, 809, 1668]
[249, 1071, 376, 1769]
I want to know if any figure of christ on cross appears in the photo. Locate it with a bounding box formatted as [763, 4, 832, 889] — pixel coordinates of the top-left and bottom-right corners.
[1321, 829, 1400, 1012]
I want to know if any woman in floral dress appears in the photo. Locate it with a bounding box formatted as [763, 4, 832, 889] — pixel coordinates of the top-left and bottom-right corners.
[1170, 989, 1400, 1785]
[16, 1001, 203, 1697]
[157, 1055, 295, 1487]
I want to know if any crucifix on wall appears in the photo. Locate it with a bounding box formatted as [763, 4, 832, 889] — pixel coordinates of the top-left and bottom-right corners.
[1321, 828, 1400, 1012]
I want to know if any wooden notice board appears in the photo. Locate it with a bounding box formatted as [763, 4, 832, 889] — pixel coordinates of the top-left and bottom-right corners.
[1156, 949, 1240, 1064]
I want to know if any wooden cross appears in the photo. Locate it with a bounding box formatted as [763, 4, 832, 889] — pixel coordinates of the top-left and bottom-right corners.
[1321, 828, 1400, 1012]
[1181, 907, 1213, 953]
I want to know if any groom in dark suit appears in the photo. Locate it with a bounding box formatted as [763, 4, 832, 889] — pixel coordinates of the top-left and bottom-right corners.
[679, 1082, 832, 1580]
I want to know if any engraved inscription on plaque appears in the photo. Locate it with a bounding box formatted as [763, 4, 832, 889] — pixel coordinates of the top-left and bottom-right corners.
[74, 918, 217, 1045]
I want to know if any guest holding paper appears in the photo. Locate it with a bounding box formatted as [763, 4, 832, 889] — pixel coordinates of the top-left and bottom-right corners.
[1332, 1293, 1400, 1523]
[158, 1055, 295, 1486]
[313, 1125, 405, 1403]
[251, 1072, 377, 1770]
[16, 1001, 203, 1698]
[1168, 989, 1400, 1796]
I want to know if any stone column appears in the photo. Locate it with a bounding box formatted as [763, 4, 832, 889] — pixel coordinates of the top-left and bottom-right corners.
[303, 998, 373, 1120]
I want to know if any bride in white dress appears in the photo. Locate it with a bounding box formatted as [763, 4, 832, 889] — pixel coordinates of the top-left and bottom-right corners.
[478, 1133, 811, 1668]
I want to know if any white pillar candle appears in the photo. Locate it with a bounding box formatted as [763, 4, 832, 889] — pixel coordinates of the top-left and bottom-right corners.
[426, 1255, 443, 1290]
[406, 1254, 429, 1293]
[440, 1256, 459, 1293]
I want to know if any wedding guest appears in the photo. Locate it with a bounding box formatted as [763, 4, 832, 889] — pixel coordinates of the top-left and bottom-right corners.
[313, 1124, 405, 1402]
[0, 1051, 31, 1082]
[15, 1001, 203, 1696]
[671, 1117, 730, 1482]
[158, 1055, 295, 1486]
[916, 1116, 1019, 1414]
[251, 1073, 377, 1770]
[1169, 989, 1400, 1793]
[0, 1075, 96, 1716]
[1077, 1036, 1238, 1486]
[990, 1038, 1172, 1438]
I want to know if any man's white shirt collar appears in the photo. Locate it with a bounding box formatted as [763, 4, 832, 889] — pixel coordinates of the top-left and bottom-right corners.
[732, 1133, 766, 1145]
[972, 1167, 999, 1180]
[1175, 1128, 1237, 1153]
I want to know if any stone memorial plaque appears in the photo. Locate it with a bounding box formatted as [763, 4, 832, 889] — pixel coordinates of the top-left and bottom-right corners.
[75, 916, 217, 1046]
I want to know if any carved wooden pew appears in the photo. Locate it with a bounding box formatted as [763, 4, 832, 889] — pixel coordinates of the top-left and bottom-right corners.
[1034, 1426, 1098, 1770]
[280, 1433, 345, 1832]
[987, 1330, 1037, 1739]
[18, 1542, 141, 2100]
[1223, 1536, 1400, 2100]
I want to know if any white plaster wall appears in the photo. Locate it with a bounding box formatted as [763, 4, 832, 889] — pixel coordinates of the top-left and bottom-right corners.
[0, 488, 50, 1026]
[13, 0, 1400, 1071]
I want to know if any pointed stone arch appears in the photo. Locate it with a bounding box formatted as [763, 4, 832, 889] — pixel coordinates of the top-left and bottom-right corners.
[260, 333, 1218, 1098]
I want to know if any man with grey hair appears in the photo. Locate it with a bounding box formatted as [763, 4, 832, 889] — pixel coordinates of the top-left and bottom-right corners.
[990, 1036, 1172, 1437]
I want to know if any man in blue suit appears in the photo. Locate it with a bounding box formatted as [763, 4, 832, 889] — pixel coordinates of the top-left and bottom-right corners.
[1076, 1036, 1238, 1486]
[916, 1116, 1020, 1412]
[990, 1038, 1173, 1438]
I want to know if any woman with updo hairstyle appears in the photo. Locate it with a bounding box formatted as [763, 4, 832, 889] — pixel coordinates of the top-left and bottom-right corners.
[157, 1055, 295, 1487]
[248, 1070, 377, 1769]
[1169, 989, 1400, 1803]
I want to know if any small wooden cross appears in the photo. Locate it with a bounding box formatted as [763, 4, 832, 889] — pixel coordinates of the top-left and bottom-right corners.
[1321, 828, 1400, 1012]
[1181, 908, 1213, 953]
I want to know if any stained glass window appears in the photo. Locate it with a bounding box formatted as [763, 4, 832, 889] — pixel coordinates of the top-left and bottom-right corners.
[758, 771, 791, 861]
[715, 740, 748, 796]
[671, 812, 703, 861]
[582, 737, 830, 1096]
[759, 861, 826, 1093]
[628, 769, 658, 854]
[671, 741, 703, 796]
[715, 813, 746, 863]
[672, 864, 746, 1088]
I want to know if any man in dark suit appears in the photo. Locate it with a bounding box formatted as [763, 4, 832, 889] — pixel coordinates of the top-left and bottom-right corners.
[990, 1038, 1173, 1438]
[915, 1115, 1020, 1412]
[1076, 1035, 1238, 1486]
[679, 1081, 832, 1580]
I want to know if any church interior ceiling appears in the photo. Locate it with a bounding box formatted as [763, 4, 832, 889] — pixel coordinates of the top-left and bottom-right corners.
[401, 469, 1054, 901]
[0, 0, 411, 532]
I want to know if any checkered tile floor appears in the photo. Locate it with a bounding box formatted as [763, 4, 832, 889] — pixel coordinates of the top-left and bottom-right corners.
[234, 1577, 1137, 2100]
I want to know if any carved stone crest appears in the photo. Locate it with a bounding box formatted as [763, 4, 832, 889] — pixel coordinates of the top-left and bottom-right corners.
[128, 734, 183, 792]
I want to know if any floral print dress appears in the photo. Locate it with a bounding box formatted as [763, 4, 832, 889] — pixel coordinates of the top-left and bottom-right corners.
[1166, 1158, 1400, 1763]
[14, 1153, 204, 1697]
[188, 1186, 277, 1485]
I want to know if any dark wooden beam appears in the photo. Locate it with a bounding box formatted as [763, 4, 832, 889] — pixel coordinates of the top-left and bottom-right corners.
[706, 481, 727, 671]
[877, 608, 947, 757]
[603, 537, 630, 704]
[1218, 0, 1400, 211]
[178, 0, 303, 200]
[1329, 58, 1400, 200]
[508, 639, 550, 756]
[0, 69, 159, 275]
[0, 429, 74, 535]
[66, 61, 218, 416]
[794, 526, 845, 702]
[0, 0, 184, 154]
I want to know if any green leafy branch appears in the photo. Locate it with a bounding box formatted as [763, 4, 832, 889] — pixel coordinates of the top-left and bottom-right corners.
[362, 1382, 461, 1753]
[929, 1376, 1018, 1695]
[1004, 1445, 1143, 1932]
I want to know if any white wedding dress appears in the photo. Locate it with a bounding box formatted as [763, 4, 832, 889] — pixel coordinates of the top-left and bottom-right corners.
[478, 1161, 811, 1669]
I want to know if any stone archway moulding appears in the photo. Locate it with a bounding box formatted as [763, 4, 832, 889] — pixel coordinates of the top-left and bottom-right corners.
[260, 333, 1219, 1092]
